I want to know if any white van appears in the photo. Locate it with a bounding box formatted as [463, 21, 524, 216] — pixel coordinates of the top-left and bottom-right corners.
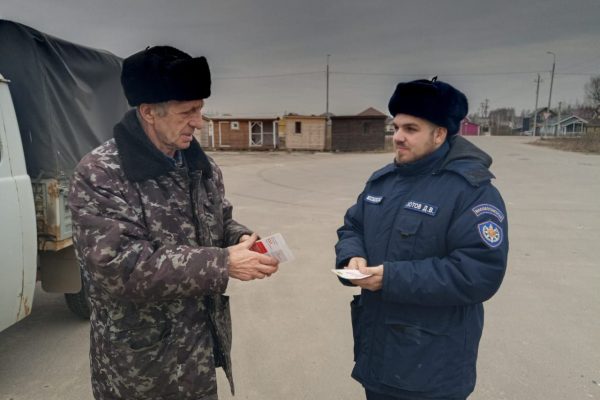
[0, 20, 128, 332]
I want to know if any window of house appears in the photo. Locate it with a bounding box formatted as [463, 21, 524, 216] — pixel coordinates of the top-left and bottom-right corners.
[362, 122, 371, 135]
[294, 121, 302, 134]
[230, 121, 239, 130]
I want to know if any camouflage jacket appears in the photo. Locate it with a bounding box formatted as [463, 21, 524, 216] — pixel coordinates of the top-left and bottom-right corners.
[69, 110, 251, 400]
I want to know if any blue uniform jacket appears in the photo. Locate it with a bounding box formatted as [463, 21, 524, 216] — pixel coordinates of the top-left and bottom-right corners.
[335, 136, 508, 399]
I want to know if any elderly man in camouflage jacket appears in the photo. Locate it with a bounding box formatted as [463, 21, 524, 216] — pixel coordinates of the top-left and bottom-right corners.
[68, 46, 279, 400]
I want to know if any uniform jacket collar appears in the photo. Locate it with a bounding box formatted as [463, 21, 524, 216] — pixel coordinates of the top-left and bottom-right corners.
[438, 135, 494, 186]
[368, 135, 494, 187]
[393, 141, 449, 176]
[114, 109, 212, 182]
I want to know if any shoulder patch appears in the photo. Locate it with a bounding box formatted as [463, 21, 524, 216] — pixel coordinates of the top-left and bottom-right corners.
[477, 220, 503, 248]
[404, 200, 438, 216]
[472, 203, 505, 222]
[365, 195, 383, 204]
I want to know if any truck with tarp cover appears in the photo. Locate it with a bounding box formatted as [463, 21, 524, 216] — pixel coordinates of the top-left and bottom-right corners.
[0, 19, 129, 330]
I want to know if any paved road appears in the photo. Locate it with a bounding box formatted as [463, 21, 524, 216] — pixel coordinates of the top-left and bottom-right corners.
[1, 137, 598, 399]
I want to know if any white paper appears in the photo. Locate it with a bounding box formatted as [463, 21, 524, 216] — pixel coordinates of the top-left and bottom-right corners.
[331, 269, 372, 280]
[250, 233, 295, 263]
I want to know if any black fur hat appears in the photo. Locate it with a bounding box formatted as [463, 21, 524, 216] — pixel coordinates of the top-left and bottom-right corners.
[388, 77, 468, 135]
[121, 46, 211, 106]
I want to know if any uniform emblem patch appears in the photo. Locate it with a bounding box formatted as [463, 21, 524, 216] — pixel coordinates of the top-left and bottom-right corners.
[477, 220, 503, 248]
[472, 203, 505, 222]
[404, 200, 438, 216]
[365, 195, 383, 204]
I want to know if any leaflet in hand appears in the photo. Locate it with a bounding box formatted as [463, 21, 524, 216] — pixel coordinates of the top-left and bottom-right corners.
[250, 233, 295, 263]
[331, 269, 372, 280]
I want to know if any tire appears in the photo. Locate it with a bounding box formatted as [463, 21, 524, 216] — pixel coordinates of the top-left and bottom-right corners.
[64, 286, 91, 320]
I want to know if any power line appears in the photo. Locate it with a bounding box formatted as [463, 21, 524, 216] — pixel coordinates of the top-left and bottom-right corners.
[555, 72, 599, 76]
[333, 70, 545, 77]
[213, 71, 322, 80]
[211, 69, 598, 80]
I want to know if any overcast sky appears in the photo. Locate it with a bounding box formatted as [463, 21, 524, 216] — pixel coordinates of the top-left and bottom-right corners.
[2, 0, 599, 117]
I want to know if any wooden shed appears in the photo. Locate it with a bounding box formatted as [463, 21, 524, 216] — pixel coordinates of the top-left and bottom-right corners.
[203, 116, 279, 149]
[192, 116, 212, 148]
[585, 118, 600, 135]
[279, 114, 327, 150]
[330, 108, 387, 151]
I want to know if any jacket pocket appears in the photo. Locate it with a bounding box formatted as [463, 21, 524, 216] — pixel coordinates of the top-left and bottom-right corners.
[350, 295, 362, 361]
[109, 320, 172, 352]
[104, 318, 178, 398]
[389, 215, 422, 261]
[206, 294, 235, 394]
[206, 295, 232, 367]
[379, 315, 466, 392]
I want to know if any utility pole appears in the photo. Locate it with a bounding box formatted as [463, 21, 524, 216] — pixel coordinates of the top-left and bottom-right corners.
[325, 54, 332, 151]
[547, 51, 556, 111]
[543, 51, 556, 138]
[483, 99, 489, 135]
[326, 54, 330, 118]
[533, 74, 541, 137]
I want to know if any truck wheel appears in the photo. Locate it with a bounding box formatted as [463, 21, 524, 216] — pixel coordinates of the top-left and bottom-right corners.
[64, 286, 90, 320]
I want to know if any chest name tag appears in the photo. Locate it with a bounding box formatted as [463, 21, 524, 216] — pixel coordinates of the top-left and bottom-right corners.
[365, 195, 383, 204]
[404, 201, 438, 216]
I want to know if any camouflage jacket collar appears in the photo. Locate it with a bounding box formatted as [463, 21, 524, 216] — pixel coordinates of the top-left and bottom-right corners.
[114, 109, 212, 182]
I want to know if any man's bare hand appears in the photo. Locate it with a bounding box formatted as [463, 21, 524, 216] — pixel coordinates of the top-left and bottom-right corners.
[238, 234, 252, 243]
[228, 233, 279, 281]
[346, 256, 367, 270]
[349, 264, 384, 291]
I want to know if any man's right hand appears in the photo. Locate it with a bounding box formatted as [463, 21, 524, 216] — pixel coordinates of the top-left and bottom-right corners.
[227, 233, 279, 281]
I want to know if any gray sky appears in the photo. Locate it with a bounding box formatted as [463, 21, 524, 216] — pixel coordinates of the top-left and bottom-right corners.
[2, 0, 599, 117]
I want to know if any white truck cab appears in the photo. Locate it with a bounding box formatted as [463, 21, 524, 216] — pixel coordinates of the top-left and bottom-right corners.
[0, 73, 37, 331]
[0, 20, 128, 332]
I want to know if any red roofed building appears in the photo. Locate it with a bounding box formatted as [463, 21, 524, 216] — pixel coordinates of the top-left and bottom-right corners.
[459, 118, 480, 136]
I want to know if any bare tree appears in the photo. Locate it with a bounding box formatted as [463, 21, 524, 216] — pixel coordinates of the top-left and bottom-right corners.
[584, 75, 600, 107]
[488, 108, 516, 135]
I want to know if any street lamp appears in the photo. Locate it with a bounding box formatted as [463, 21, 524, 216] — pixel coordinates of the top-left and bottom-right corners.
[544, 51, 556, 137]
[546, 51, 556, 111]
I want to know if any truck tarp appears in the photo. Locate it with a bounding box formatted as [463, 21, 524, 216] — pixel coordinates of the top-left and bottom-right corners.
[0, 20, 129, 178]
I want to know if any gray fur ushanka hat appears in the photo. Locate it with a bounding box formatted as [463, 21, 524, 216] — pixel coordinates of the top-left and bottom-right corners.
[388, 77, 468, 135]
[121, 45, 211, 106]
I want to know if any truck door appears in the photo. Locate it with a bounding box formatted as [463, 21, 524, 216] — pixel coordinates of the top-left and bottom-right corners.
[0, 78, 37, 332]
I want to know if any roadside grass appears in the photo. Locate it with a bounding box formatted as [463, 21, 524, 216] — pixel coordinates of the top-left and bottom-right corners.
[530, 134, 600, 155]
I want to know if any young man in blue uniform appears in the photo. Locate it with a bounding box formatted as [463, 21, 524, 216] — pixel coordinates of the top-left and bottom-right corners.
[335, 78, 509, 400]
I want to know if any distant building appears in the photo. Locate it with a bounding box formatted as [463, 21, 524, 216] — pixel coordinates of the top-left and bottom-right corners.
[279, 114, 327, 151]
[330, 107, 387, 151]
[202, 116, 279, 149]
[193, 116, 212, 148]
[459, 118, 480, 136]
[540, 115, 588, 137]
[384, 117, 395, 134]
[524, 108, 557, 135]
[584, 118, 600, 138]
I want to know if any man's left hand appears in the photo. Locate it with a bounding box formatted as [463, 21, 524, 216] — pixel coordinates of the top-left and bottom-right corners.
[239, 234, 252, 243]
[349, 264, 384, 291]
